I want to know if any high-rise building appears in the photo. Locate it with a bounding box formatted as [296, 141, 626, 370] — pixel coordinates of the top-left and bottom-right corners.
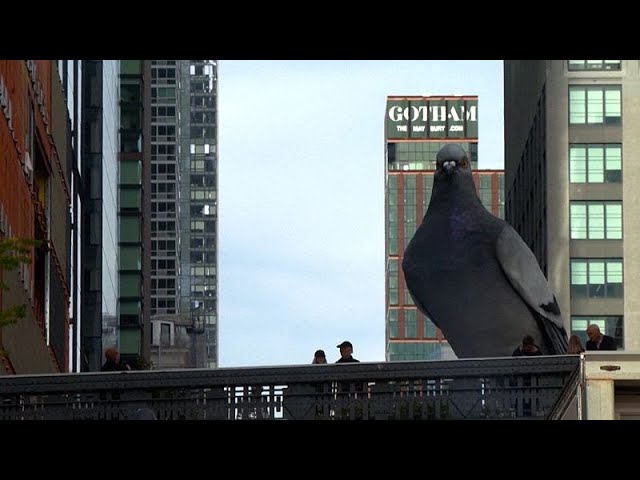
[504, 60, 636, 350]
[117, 60, 152, 368]
[0, 60, 72, 373]
[79, 60, 121, 371]
[149, 60, 218, 369]
[384, 95, 505, 361]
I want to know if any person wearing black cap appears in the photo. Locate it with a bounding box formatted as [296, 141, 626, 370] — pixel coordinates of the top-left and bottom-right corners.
[336, 340, 359, 363]
[334, 340, 363, 419]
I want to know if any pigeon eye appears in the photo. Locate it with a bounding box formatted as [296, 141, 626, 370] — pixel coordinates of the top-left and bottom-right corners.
[436, 161, 441, 169]
[460, 159, 468, 169]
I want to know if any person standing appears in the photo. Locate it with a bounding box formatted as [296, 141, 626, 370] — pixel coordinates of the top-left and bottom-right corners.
[335, 341, 359, 363]
[585, 324, 617, 351]
[101, 347, 131, 371]
[567, 335, 585, 354]
[334, 340, 362, 419]
[310, 349, 328, 418]
[512, 335, 543, 357]
[312, 349, 327, 364]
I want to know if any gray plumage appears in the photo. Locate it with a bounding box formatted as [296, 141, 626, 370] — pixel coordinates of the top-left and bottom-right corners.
[402, 144, 567, 358]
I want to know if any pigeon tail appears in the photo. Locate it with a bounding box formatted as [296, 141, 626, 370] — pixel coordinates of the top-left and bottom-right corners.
[535, 314, 568, 354]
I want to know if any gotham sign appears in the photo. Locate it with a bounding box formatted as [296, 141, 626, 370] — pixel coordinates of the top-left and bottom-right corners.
[386, 98, 478, 139]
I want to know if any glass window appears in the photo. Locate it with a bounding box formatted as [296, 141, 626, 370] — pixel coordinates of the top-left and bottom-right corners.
[404, 176, 416, 249]
[570, 202, 622, 239]
[387, 176, 398, 256]
[121, 82, 141, 103]
[121, 106, 141, 131]
[405, 309, 417, 338]
[570, 259, 623, 298]
[569, 86, 622, 125]
[607, 261, 623, 297]
[120, 273, 141, 297]
[120, 161, 141, 185]
[605, 89, 621, 122]
[605, 145, 622, 182]
[570, 260, 588, 297]
[388, 309, 398, 338]
[588, 261, 605, 297]
[587, 89, 604, 123]
[160, 322, 171, 347]
[568, 60, 621, 71]
[479, 175, 492, 210]
[588, 204, 605, 239]
[388, 341, 446, 361]
[120, 60, 142, 75]
[570, 204, 587, 239]
[121, 132, 141, 153]
[569, 89, 586, 124]
[120, 329, 141, 356]
[606, 203, 622, 239]
[388, 259, 398, 305]
[586, 145, 604, 183]
[422, 173, 434, 213]
[120, 189, 141, 210]
[120, 300, 141, 314]
[120, 246, 141, 270]
[404, 176, 416, 210]
[120, 217, 141, 242]
[570, 146, 587, 183]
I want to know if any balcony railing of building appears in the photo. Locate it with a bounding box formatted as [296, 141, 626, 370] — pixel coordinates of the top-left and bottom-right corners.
[0, 355, 580, 420]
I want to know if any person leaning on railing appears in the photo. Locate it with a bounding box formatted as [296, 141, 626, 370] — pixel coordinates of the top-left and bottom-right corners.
[101, 347, 131, 371]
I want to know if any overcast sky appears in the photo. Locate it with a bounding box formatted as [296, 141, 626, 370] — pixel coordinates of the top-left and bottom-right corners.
[217, 60, 504, 367]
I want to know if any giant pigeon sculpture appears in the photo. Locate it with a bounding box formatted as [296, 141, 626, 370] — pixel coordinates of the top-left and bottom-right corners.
[402, 144, 567, 358]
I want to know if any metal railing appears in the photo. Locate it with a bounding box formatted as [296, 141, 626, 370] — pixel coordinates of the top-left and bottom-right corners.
[0, 355, 580, 420]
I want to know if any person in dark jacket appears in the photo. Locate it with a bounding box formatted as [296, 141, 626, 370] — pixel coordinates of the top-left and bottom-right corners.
[101, 347, 130, 371]
[334, 341, 362, 419]
[586, 324, 617, 351]
[512, 335, 543, 357]
[335, 341, 359, 363]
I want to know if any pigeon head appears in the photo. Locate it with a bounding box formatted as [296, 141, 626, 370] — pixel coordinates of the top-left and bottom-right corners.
[435, 143, 472, 177]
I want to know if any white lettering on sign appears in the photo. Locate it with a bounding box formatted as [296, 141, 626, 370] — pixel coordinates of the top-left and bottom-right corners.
[388, 103, 478, 123]
[396, 125, 407, 132]
[431, 106, 446, 122]
[465, 105, 477, 122]
[430, 125, 445, 132]
[448, 108, 460, 121]
[412, 125, 425, 132]
[449, 125, 464, 132]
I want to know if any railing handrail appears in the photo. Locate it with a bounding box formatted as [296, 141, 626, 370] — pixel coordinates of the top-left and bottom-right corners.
[0, 355, 580, 395]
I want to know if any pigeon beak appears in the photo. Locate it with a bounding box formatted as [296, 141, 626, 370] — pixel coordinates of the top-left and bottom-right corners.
[443, 161, 455, 174]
